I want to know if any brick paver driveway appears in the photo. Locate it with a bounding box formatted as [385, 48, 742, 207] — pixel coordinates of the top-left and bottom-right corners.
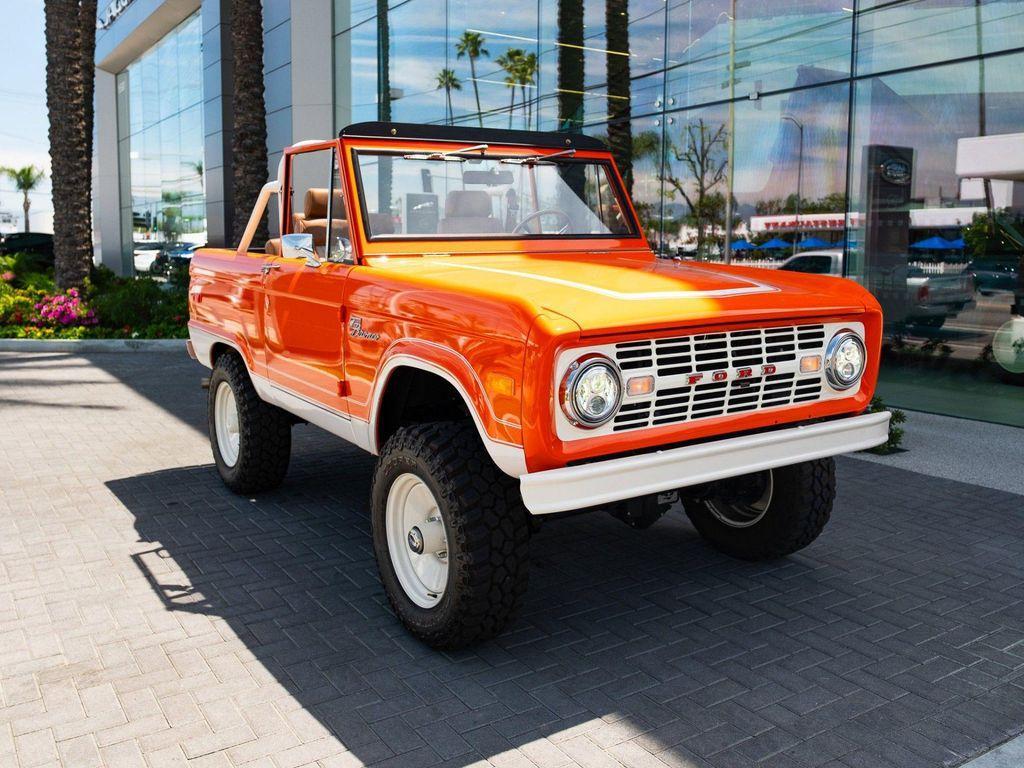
[2, 350, 1024, 768]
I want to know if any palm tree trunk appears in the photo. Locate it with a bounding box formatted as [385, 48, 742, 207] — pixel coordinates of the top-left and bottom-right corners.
[45, 0, 96, 289]
[606, 0, 632, 193]
[470, 57, 483, 127]
[520, 86, 528, 129]
[508, 87, 516, 129]
[231, 0, 269, 247]
[22, 192, 30, 233]
[446, 87, 453, 124]
[557, 0, 584, 131]
[377, 0, 392, 215]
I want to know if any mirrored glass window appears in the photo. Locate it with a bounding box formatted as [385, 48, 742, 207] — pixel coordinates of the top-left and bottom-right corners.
[120, 12, 206, 269]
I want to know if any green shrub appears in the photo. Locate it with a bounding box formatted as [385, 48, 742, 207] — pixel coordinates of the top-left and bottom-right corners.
[866, 396, 906, 454]
[0, 282, 42, 324]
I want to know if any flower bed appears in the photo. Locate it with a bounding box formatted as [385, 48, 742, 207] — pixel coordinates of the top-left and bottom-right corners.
[0, 253, 189, 340]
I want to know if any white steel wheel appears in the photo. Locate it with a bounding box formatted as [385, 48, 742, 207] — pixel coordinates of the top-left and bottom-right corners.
[213, 381, 241, 468]
[705, 470, 774, 529]
[385, 473, 449, 609]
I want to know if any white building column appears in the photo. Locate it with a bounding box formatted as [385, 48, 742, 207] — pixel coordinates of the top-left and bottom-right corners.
[93, 68, 128, 275]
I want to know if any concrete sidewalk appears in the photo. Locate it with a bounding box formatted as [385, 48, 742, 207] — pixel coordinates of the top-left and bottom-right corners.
[2, 350, 1023, 768]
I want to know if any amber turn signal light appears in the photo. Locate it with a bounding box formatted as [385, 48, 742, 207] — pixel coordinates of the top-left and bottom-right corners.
[800, 355, 822, 374]
[626, 375, 654, 397]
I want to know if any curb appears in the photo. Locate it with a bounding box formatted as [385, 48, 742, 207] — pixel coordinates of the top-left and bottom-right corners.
[0, 338, 188, 354]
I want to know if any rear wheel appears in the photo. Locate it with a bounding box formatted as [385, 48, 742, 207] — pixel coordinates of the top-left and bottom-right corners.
[371, 422, 530, 649]
[208, 353, 292, 494]
[682, 458, 835, 560]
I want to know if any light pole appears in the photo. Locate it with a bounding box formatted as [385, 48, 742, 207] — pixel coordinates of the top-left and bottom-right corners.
[782, 114, 804, 252]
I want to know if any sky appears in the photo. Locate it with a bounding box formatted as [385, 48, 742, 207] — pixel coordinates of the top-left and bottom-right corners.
[0, 0, 53, 233]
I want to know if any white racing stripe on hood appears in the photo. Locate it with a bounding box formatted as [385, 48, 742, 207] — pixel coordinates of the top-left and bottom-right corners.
[433, 261, 779, 301]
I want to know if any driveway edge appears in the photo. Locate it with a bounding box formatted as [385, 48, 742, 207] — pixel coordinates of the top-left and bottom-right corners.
[0, 338, 187, 353]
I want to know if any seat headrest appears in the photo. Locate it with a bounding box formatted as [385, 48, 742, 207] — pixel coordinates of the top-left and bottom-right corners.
[444, 190, 493, 219]
[303, 188, 345, 220]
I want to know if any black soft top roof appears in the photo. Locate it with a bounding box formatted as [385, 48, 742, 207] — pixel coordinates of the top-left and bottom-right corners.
[339, 121, 606, 151]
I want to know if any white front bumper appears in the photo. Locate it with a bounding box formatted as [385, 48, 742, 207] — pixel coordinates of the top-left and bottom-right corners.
[519, 411, 890, 515]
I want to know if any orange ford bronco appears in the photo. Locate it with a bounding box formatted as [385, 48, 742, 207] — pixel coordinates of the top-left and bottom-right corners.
[188, 122, 889, 648]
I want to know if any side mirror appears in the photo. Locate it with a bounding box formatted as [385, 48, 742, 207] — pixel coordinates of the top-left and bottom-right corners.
[281, 232, 318, 267]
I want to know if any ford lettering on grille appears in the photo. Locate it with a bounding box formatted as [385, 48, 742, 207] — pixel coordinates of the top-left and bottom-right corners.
[610, 324, 827, 432]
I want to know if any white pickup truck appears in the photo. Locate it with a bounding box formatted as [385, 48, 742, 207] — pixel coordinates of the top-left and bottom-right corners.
[779, 249, 975, 329]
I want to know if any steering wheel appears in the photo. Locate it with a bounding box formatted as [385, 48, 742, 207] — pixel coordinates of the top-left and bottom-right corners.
[513, 208, 572, 235]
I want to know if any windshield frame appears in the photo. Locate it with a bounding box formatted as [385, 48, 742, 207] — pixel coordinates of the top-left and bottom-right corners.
[349, 148, 643, 243]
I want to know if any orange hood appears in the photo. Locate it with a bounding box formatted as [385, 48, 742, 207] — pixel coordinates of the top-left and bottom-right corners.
[365, 250, 874, 337]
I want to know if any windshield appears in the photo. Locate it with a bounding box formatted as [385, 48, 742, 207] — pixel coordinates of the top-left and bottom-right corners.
[353, 151, 637, 240]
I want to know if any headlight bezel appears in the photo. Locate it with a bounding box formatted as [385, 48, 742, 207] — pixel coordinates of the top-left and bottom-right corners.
[824, 329, 866, 390]
[559, 354, 623, 428]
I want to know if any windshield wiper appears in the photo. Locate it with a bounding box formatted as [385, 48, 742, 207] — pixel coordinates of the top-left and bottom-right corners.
[403, 143, 489, 162]
[500, 148, 576, 166]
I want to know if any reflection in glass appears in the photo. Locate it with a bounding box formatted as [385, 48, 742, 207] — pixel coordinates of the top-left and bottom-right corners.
[121, 12, 206, 262]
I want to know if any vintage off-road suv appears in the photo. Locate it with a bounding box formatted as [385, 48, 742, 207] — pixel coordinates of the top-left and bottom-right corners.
[188, 122, 889, 648]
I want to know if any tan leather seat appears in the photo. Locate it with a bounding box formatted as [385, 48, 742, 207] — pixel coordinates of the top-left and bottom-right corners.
[438, 190, 502, 234]
[293, 188, 347, 246]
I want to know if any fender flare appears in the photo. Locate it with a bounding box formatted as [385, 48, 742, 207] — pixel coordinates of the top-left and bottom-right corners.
[368, 341, 527, 477]
[188, 322, 255, 371]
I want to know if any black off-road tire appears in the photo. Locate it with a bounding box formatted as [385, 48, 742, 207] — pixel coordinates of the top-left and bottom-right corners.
[208, 352, 292, 494]
[683, 458, 835, 561]
[371, 422, 531, 649]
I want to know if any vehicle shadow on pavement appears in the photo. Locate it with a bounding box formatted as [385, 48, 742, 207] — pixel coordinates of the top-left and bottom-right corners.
[106, 437, 1024, 768]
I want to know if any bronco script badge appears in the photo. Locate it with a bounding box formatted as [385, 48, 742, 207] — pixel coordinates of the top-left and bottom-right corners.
[348, 316, 381, 341]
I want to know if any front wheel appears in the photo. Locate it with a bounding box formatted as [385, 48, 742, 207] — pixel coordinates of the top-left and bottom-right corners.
[682, 458, 835, 561]
[371, 422, 530, 649]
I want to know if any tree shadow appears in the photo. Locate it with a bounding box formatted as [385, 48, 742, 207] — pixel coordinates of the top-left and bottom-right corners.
[106, 441, 1024, 767]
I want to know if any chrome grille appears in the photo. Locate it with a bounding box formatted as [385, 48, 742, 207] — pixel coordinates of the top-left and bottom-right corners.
[611, 324, 828, 432]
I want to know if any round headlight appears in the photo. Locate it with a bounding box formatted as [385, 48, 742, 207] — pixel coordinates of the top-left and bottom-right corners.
[561, 355, 622, 427]
[825, 330, 866, 390]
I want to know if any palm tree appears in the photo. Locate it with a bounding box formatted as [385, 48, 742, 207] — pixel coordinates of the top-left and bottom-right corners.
[516, 52, 538, 130]
[2, 166, 46, 233]
[557, 0, 585, 131]
[606, 0, 632, 192]
[44, 0, 97, 289]
[496, 48, 525, 129]
[435, 68, 462, 125]
[455, 31, 488, 128]
[231, 0, 268, 247]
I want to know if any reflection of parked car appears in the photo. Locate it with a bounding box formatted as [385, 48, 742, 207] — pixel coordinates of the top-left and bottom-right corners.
[166, 243, 202, 269]
[0, 232, 54, 263]
[964, 259, 1019, 295]
[779, 250, 975, 328]
[133, 243, 164, 273]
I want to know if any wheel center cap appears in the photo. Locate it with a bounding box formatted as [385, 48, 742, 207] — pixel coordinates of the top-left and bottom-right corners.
[407, 527, 424, 554]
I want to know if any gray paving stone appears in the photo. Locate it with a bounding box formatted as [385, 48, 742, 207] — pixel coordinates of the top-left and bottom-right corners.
[2, 350, 1024, 768]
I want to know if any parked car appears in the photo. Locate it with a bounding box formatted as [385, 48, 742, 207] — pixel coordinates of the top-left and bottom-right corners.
[165, 242, 202, 269]
[780, 249, 975, 328]
[187, 123, 889, 648]
[963, 258, 1020, 295]
[0, 231, 54, 264]
[133, 242, 165, 274]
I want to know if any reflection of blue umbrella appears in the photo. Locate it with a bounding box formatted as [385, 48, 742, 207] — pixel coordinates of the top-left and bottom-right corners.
[798, 236, 831, 248]
[947, 237, 965, 249]
[731, 240, 756, 251]
[760, 237, 791, 249]
[910, 236, 956, 250]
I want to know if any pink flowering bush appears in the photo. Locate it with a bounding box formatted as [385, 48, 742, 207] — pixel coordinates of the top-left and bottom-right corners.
[1, 271, 14, 283]
[34, 288, 98, 328]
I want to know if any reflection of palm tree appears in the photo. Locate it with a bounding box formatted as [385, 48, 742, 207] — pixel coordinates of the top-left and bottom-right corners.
[377, 0, 392, 214]
[435, 68, 462, 125]
[517, 52, 538, 130]
[606, 0, 632, 191]
[455, 31, 488, 128]
[557, 0, 584, 131]
[496, 49, 525, 129]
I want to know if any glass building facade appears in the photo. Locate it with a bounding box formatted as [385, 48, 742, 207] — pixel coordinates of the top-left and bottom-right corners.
[333, 0, 1024, 425]
[115, 12, 206, 261]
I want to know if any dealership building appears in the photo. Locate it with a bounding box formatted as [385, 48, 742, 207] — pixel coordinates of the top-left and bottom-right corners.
[91, 0, 1023, 425]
